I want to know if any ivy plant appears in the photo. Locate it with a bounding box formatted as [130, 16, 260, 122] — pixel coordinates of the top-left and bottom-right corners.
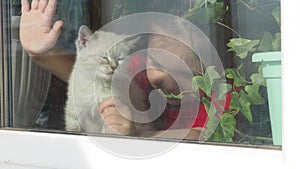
[164, 0, 280, 143]
[111, 0, 279, 143]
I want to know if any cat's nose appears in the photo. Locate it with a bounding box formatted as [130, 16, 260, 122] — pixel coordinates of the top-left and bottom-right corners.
[110, 62, 117, 70]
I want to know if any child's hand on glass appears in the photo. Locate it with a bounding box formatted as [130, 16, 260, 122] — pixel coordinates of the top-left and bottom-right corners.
[20, 0, 63, 56]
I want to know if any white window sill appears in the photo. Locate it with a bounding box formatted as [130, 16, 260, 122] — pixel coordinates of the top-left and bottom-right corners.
[0, 129, 291, 169]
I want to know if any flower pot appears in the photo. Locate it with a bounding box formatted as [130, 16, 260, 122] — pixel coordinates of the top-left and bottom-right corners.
[252, 51, 281, 145]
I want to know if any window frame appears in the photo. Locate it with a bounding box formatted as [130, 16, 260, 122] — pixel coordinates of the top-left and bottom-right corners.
[1, 0, 299, 168]
[1, 0, 14, 128]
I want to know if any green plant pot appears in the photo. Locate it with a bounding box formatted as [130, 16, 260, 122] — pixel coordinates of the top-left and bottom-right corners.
[252, 51, 282, 145]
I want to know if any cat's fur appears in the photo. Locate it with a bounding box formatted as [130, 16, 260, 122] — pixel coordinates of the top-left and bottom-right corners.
[65, 25, 140, 133]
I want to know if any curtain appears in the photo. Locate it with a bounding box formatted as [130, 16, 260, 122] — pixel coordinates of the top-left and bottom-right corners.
[10, 16, 52, 128]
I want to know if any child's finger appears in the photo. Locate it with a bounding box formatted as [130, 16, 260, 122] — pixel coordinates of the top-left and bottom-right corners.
[50, 20, 63, 33]
[101, 107, 120, 121]
[21, 0, 30, 12]
[38, 0, 49, 13]
[31, 0, 39, 10]
[115, 105, 132, 121]
[98, 97, 115, 113]
[45, 0, 57, 17]
[47, 20, 63, 43]
[103, 113, 123, 126]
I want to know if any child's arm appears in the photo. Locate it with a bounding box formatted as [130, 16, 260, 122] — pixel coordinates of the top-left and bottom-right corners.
[29, 47, 76, 82]
[20, 0, 75, 82]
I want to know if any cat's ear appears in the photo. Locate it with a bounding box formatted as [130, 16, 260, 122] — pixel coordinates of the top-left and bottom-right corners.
[124, 35, 140, 48]
[76, 25, 93, 50]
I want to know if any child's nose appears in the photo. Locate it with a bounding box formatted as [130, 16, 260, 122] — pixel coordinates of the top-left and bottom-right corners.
[150, 72, 165, 89]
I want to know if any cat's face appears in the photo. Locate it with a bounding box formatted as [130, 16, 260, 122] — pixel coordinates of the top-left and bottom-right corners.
[75, 25, 139, 79]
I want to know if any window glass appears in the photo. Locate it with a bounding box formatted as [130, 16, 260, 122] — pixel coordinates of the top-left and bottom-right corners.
[1, 0, 281, 148]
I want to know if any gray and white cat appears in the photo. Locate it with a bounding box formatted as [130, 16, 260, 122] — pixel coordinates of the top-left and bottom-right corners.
[65, 25, 139, 133]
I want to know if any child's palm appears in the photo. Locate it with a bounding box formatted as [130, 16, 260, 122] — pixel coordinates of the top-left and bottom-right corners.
[20, 0, 63, 55]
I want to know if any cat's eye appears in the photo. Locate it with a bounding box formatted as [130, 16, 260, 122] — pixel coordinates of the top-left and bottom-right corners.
[116, 57, 125, 64]
[102, 57, 110, 63]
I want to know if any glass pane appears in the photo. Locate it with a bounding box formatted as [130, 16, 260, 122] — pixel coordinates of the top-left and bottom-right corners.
[2, 0, 281, 148]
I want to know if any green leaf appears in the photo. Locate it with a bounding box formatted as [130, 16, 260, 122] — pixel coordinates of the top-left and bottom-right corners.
[192, 76, 200, 92]
[193, 75, 212, 97]
[239, 90, 253, 122]
[215, 82, 232, 101]
[250, 65, 266, 86]
[227, 38, 260, 59]
[237, 0, 257, 10]
[192, 66, 220, 97]
[166, 93, 184, 99]
[258, 32, 281, 52]
[186, 1, 226, 24]
[245, 84, 265, 105]
[229, 92, 240, 111]
[201, 97, 217, 117]
[225, 68, 247, 87]
[211, 125, 224, 142]
[272, 32, 281, 51]
[237, 63, 246, 77]
[249, 0, 258, 6]
[206, 66, 221, 80]
[194, 0, 206, 7]
[219, 113, 236, 142]
[201, 96, 220, 141]
[211, 113, 236, 142]
[229, 91, 254, 123]
[250, 73, 266, 86]
[208, 0, 217, 3]
[159, 89, 184, 99]
[258, 32, 273, 52]
[207, 2, 226, 22]
[186, 7, 210, 24]
[272, 7, 281, 26]
[204, 115, 220, 141]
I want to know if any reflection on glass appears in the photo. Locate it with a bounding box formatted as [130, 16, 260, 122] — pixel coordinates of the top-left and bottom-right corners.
[1, 0, 281, 147]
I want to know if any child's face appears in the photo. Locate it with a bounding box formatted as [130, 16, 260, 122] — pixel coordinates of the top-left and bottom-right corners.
[146, 50, 195, 106]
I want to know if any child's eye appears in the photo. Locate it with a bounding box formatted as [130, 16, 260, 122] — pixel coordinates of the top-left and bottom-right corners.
[153, 60, 162, 68]
[148, 54, 165, 70]
[150, 59, 163, 69]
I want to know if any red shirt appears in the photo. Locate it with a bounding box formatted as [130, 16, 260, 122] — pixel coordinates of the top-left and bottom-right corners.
[128, 55, 232, 129]
[127, 54, 209, 130]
